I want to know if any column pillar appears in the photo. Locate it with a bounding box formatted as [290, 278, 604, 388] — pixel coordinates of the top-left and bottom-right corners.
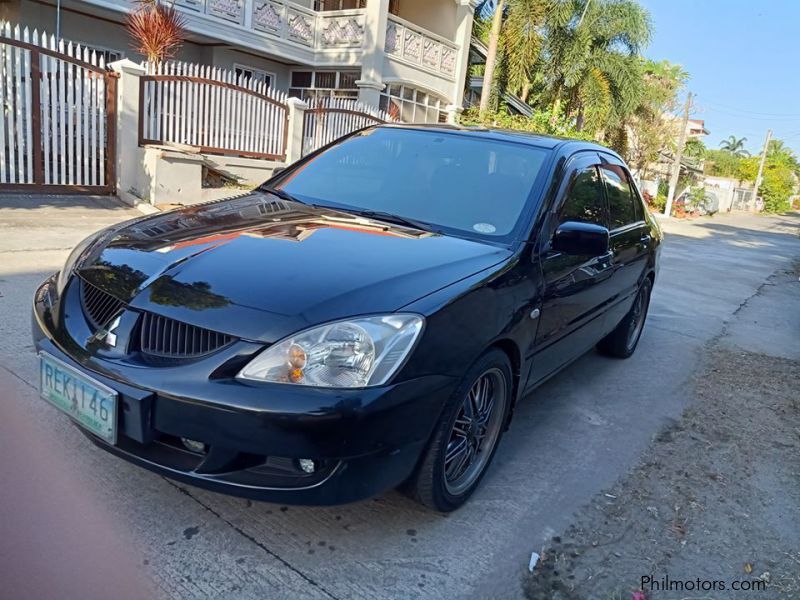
[451, 0, 477, 114]
[109, 59, 148, 206]
[285, 97, 308, 164]
[356, 0, 390, 109]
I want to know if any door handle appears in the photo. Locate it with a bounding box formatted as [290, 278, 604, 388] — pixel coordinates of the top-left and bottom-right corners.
[595, 251, 614, 270]
[640, 234, 652, 247]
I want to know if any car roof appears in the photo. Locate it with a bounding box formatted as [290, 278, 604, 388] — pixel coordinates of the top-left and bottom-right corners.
[374, 123, 620, 160]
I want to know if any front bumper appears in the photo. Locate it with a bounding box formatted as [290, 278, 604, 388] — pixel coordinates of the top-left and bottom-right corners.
[32, 275, 456, 505]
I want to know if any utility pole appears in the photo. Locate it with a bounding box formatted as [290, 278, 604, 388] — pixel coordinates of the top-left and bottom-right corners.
[56, 0, 62, 40]
[664, 92, 692, 217]
[751, 129, 772, 208]
[479, 0, 505, 116]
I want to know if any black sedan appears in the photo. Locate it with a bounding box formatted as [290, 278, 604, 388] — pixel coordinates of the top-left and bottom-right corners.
[32, 125, 661, 511]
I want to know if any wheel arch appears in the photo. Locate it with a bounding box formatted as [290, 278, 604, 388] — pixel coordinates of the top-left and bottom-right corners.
[488, 338, 523, 427]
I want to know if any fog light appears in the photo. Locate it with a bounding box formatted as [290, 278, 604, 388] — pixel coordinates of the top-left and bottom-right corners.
[181, 438, 206, 453]
[297, 458, 316, 474]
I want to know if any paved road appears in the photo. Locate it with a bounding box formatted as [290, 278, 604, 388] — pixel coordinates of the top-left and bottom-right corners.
[1, 194, 798, 599]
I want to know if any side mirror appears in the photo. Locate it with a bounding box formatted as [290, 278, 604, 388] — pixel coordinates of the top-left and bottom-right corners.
[552, 221, 609, 256]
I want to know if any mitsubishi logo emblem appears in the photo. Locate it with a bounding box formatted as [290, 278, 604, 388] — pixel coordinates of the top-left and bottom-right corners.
[102, 315, 122, 348]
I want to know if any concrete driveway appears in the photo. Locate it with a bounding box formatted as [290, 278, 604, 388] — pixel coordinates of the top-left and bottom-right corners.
[1, 194, 798, 599]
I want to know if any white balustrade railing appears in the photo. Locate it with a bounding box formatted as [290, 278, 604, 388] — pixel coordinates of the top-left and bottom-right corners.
[172, 0, 458, 85]
[384, 15, 458, 80]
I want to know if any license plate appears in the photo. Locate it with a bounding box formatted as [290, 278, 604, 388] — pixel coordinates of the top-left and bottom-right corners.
[39, 352, 118, 444]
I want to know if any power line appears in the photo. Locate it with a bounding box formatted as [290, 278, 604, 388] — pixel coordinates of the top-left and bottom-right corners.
[699, 108, 800, 122]
[701, 101, 800, 118]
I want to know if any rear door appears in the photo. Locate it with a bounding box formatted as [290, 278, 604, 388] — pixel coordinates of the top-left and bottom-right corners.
[528, 152, 615, 385]
[598, 155, 651, 330]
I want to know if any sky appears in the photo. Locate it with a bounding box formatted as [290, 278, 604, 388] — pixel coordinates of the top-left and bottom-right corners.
[638, 0, 800, 156]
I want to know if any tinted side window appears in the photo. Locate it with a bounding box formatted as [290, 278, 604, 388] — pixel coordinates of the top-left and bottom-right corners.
[601, 164, 637, 228]
[630, 180, 645, 221]
[560, 167, 606, 226]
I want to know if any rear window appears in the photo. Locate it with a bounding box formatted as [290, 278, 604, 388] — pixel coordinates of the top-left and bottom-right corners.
[600, 164, 638, 229]
[276, 128, 551, 241]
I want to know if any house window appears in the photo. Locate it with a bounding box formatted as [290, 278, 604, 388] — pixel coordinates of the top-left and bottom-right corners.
[380, 84, 447, 123]
[233, 64, 274, 88]
[77, 42, 124, 65]
[289, 70, 360, 100]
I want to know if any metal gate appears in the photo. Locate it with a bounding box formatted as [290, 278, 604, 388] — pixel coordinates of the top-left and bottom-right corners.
[0, 25, 116, 193]
[302, 97, 395, 156]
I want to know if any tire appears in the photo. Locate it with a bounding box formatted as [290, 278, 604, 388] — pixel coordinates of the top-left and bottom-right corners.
[405, 348, 511, 512]
[597, 277, 652, 358]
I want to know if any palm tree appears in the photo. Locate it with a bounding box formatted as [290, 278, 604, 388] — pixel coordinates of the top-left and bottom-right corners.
[539, 0, 652, 133]
[719, 135, 749, 157]
[478, 0, 505, 115]
[477, 0, 546, 115]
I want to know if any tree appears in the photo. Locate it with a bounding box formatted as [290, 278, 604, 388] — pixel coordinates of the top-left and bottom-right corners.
[704, 138, 799, 213]
[477, 0, 546, 114]
[127, 0, 186, 65]
[759, 140, 799, 212]
[718, 135, 749, 157]
[684, 138, 706, 160]
[479, 0, 506, 115]
[624, 59, 688, 176]
[537, 0, 652, 136]
[705, 149, 743, 178]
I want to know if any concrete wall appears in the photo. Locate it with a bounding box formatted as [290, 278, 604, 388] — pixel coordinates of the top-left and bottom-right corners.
[382, 57, 455, 104]
[16, 1, 210, 63]
[394, 0, 457, 40]
[137, 149, 281, 206]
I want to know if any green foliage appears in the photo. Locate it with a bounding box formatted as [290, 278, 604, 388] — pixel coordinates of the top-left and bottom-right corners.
[649, 193, 666, 213]
[624, 59, 688, 176]
[718, 135, 749, 157]
[536, 0, 652, 136]
[759, 165, 795, 213]
[460, 107, 594, 140]
[685, 186, 714, 214]
[475, 0, 654, 141]
[704, 149, 742, 178]
[684, 138, 705, 160]
[704, 136, 799, 213]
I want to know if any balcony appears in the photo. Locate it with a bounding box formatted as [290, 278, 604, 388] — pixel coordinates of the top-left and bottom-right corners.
[173, 0, 368, 52]
[384, 14, 458, 82]
[77, 0, 464, 101]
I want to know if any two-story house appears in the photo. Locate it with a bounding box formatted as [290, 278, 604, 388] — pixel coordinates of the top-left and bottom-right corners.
[1, 0, 476, 122]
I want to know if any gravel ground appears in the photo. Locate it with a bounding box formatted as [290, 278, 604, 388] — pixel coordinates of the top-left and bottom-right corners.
[523, 264, 800, 600]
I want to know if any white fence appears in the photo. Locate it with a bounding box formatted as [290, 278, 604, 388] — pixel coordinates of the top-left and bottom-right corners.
[302, 97, 394, 156]
[0, 23, 114, 190]
[140, 61, 289, 160]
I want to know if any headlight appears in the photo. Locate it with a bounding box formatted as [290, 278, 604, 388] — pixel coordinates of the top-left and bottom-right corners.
[55, 229, 109, 294]
[236, 314, 424, 388]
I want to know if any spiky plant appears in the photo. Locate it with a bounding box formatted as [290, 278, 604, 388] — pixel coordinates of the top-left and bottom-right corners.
[127, 1, 186, 65]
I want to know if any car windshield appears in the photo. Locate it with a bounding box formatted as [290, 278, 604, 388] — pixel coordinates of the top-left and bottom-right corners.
[273, 128, 551, 241]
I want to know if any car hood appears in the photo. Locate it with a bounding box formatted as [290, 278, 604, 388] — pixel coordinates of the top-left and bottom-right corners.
[76, 193, 513, 342]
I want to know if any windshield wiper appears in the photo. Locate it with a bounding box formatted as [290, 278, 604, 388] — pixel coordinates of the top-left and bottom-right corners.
[343, 209, 439, 233]
[261, 186, 306, 205]
[261, 188, 438, 233]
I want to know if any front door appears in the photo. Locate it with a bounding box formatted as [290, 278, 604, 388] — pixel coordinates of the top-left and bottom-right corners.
[527, 153, 615, 386]
[598, 156, 651, 330]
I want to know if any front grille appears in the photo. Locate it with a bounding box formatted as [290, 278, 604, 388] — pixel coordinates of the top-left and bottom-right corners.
[139, 311, 234, 359]
[80, 278, 126, 330]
